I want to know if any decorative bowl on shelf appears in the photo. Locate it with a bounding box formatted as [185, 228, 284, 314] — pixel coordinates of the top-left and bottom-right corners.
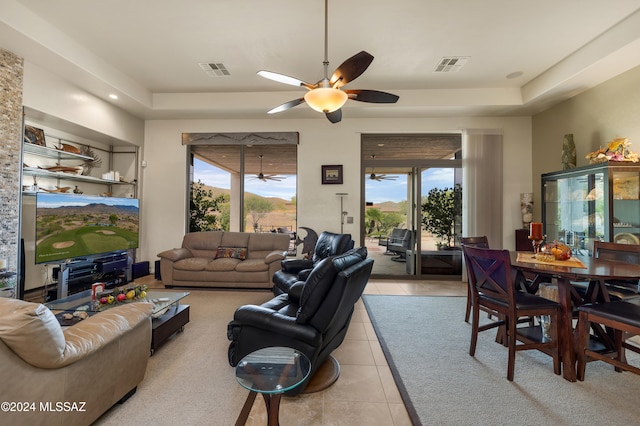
[614, 233, 640, 245]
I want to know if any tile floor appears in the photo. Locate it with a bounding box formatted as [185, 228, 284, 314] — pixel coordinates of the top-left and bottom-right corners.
[244, 278, 467, 426]
[28, 276, 466, 425]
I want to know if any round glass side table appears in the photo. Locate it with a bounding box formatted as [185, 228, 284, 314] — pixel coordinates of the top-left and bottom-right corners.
[235, 346, 311, 426]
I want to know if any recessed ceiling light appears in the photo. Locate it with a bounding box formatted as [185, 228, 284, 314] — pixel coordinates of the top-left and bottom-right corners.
[109, 94, 118, 100]
[377, 143, 385, 147]
[506, 71, 523, 79]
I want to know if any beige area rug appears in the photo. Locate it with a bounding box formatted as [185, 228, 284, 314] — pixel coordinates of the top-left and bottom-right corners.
[95, 289, 273, 425]
[364, 295, 640, 426]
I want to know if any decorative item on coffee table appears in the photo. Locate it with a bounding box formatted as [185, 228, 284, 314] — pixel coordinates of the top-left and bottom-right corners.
[0, 271, 16, 298]
[95, 284, 148, 310]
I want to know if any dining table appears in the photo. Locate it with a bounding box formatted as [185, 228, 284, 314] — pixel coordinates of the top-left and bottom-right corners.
[510, 251, 640, 382]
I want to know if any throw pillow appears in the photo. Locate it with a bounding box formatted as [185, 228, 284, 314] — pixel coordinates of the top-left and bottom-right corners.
[215, 246, 248, 260]
[0, 298, 65, 368]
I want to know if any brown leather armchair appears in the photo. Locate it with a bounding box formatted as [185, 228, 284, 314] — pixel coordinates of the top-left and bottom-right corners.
[0, 297, 153, 426]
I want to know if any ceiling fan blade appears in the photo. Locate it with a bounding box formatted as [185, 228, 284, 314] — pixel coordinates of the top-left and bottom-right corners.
[325, 109, 342, 123]
[345, 89, 399, 104]
[267, 98, 306, 114]
[257, 70, 315, 89]
[264, 174, 285, 181]
[369, 172, 397, 181]
[329, 51, 374, 88]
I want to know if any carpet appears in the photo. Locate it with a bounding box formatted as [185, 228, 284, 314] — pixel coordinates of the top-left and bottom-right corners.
[363, 295, 640, 426]
[95, 289, 274, 426]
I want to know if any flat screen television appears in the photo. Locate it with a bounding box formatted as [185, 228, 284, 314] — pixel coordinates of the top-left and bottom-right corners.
[35, 193, 139, 264]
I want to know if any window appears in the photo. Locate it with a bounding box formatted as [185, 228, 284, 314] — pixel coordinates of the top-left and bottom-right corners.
[184, 133, 298, 233]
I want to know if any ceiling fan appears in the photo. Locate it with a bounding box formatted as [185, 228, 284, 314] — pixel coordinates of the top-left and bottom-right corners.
[257, 0, 399, 123]
[254, 155, 285, 182]
[369, 171, 398, 181]
[368, 155, 398, 181]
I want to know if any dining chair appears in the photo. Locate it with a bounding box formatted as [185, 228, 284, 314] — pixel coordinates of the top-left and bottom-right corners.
[462, 245, 561, 381]
[460, 236, 490, 323]
[460, 236, 533, 323]
[577, 299, 640, 379]
[591, 241, 640, 301]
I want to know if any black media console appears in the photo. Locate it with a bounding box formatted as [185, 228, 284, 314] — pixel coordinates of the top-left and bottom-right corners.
[53, 252, 132, 300]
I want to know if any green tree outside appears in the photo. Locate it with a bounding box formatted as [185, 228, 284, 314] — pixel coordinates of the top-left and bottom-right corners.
[190, 180, 228, 232]
[421, 184, 462, 247]
[365, 208, 405, 236]
[245, 195, 274, 232]
[381, 211, 404, 233]
[365, 208, 384, 235]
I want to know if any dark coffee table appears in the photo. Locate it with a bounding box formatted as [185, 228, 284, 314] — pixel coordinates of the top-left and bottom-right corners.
[234, 347, 311, 426]
[46, 289, 190, 355]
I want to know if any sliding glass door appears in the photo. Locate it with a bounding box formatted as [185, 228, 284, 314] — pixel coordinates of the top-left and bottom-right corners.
[362, 134, 462, 278]
[417, 166, 463, 276]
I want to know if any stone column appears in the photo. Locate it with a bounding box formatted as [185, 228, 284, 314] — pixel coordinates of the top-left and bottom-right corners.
[0, 48, 24, 284]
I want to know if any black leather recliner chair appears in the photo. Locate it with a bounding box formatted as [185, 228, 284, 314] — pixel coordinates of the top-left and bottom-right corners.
[271, 231, 354, 295]
[227, 247, 373, 395]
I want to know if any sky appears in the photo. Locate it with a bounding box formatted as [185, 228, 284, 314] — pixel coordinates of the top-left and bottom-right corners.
[36, 192, 140, 208]
[194, 158, 297, 200]
[194, 158, 456, 203]
[365, 168, 456, 204]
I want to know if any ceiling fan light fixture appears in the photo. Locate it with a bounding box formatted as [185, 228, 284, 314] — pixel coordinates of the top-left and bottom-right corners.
[304, 87, 348, 113]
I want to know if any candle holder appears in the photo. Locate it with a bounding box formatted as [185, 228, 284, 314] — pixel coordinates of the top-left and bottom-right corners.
[528, 236, 544, 256]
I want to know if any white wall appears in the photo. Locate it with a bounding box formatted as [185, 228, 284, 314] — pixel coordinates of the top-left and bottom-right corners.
[532, 65, 640, 219]
[141, 116, 532, 264]
[23, 61, 144, 146]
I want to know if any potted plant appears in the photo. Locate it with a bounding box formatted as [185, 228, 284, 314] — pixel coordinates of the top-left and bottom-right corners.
[421, 184, 462, 249]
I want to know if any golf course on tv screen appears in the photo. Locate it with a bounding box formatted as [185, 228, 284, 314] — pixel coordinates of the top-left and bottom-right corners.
[35, 193, 139, 264]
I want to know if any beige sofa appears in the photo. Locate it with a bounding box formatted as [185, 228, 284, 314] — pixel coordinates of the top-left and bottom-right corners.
[157, 231, 290, 289]
[0, 297, 153, 426]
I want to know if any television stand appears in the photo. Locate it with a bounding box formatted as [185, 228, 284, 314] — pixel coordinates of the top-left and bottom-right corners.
[55, 252, 132, 299]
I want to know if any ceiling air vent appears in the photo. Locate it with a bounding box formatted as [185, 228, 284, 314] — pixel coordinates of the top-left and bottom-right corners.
[199, 62, 231, 77]
[434, 57, 469, 73]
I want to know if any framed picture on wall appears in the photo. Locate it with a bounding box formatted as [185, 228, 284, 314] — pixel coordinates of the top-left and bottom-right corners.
[24, 125, 46, 146]
[322, 165, 343, 184]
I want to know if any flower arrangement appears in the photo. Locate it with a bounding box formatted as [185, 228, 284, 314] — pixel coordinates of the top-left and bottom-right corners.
[585, 137, 639, 163]
[95, 284, 148, 309]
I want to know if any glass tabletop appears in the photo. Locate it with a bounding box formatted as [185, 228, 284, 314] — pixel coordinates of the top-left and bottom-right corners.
[46, 287, 189, 316]
[235, 347, 311, 394]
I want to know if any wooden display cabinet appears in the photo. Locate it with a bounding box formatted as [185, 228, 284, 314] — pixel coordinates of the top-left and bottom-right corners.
[541, 162, 640, 256]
